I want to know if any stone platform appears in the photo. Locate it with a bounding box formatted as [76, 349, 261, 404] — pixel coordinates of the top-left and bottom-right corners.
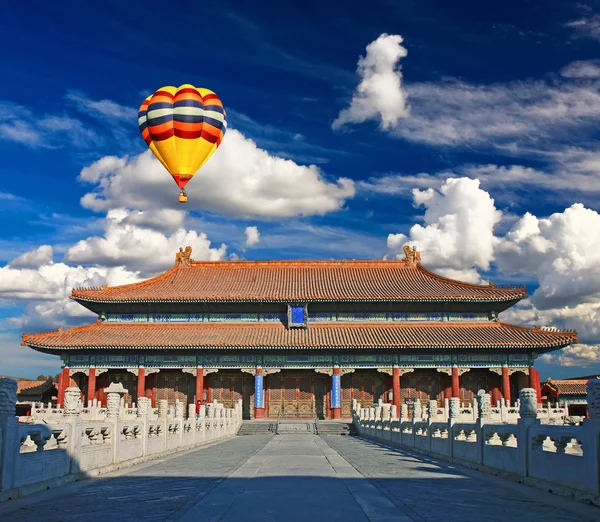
[1, 435, 598, 521]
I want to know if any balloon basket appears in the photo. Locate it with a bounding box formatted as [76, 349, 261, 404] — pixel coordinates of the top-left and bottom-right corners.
[178, 190, 188, 204]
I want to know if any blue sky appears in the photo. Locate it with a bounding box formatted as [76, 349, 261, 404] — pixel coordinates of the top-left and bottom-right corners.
[1, 0, 600, 379]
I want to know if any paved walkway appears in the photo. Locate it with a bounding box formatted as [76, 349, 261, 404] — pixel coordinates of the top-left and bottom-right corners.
[1, 435, 598, 521]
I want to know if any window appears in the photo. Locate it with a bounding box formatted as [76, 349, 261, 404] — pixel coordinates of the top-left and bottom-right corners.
[288, 304, 307, 328]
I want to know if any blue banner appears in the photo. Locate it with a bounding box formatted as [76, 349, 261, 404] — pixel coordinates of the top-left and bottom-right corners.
[254, 374, 264, 408]
[331, 374, 341, 409]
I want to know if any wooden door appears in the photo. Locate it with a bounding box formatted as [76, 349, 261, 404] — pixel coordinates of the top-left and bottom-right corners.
[267, 371, 315, 418]
[210, 371, 245, 409]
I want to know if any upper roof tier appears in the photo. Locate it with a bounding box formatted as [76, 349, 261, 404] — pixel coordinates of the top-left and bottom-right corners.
[70, 247, 526, 306]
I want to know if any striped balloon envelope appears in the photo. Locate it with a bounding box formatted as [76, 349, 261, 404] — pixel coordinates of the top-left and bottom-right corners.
[138, 84, 227, 202]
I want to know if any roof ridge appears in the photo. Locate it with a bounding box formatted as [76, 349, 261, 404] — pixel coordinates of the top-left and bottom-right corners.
[188, 259, 416, 269]
[72, 265, 180, 297]
[417, 264, 527, 293]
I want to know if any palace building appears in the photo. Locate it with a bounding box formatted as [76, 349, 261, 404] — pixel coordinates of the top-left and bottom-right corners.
[21, 247, 578, 419]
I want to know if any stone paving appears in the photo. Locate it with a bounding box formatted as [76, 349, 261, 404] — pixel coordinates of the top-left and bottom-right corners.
[1, 434, 599, 521]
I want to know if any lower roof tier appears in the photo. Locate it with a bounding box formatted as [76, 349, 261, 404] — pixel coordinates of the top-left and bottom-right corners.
[22, 321, 577, 354]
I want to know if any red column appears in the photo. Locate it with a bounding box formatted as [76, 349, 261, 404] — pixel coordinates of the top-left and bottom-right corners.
[491, 387, 501, 406]
[57, 371, 64, 405]
[392, 367, 401, 417]
[137, 367, 145, 402]
[332, 367, 341, 419]
[255, 368, 265, 419]
[451, 366, 460, 398]
[58, 367, 70, 406]
[87, 367, 96, 405]
[195, 367, 204, 403]
[529, 367, 541, 404]
[502, 366, 511, 405]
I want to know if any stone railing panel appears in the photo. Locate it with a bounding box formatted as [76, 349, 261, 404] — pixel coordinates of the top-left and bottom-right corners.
[0, 376, 242, 503]
[351, 382, 600, 505]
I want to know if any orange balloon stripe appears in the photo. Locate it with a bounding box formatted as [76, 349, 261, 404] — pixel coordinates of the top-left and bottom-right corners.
[174, 92, 203, 102]
[147, 120, 174, 134]
[173, 121, 204, 132]
[154, 90, 174, 99]
[141, 128, 152, 145]
[202, 121, 222, 134]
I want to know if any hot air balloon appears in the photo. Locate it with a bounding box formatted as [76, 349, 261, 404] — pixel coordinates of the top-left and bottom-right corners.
[138, 84, 227, 203]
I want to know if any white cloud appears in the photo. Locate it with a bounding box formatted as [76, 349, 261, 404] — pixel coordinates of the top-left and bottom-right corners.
[244, 226, 260, 248]
[79, 130, 355, 219]
[121, 208, 187, 233]
[332, 34, 409, 130]
[9, 245, 53, 269]
[395, 79, 600, 150]
[0, 248, 141, 330]
[0, 205, 230, 331]
[496, 204, 600, 310]
[332, 35, 600, 154]
[65, 90, 137, 120]
[561, 60, 600, 79]
[387, 178, 500, 282]
[65, 209, 227, 274]
[539, 344, 600, 367]
[0, 101, 97, 149]
[566, 14, 600, 41]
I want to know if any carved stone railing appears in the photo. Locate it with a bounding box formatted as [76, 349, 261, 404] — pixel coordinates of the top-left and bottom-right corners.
[351, 382, 600, 505]
[0, 379, 243, 502]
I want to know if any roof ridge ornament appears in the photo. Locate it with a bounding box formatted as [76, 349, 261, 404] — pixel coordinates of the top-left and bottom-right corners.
[402, 245, 421, 266]
[175, 246, 194, 267]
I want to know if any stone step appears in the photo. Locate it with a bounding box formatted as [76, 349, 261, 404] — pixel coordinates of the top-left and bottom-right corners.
[237, 422, 276, 436]
[315, 422, 357, 436]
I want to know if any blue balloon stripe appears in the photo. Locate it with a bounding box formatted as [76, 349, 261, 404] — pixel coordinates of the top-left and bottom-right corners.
[148, 101, 173, 110]
[173, 113, 205, 123]
[147, 114, 173, 126]
[173, 99, 204, 108]
[204, 116, 226, 130]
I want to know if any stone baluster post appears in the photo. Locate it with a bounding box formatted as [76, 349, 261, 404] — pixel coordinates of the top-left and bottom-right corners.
[414, 399, 422, 421]
[137, 396, 151, 418]
[517, 388, 540, 480]
[105, 383, 128, 419]
[475, 390, 491, 465]
[400, 403, 408, 420]
[427, 400, 437, 420]
[174, 400, 184, 419]
[0, 378, 18, 493]
[63, 387, 82, 417]
[448, 397, 460, 459]
[188, 404, 196, 421]
[158, 399, 168, 419]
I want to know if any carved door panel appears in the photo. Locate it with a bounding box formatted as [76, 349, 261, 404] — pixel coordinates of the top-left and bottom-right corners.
[268, 374, 282, 418]
[283, 376, 298, 417]
[341, 374, 353, 418]
[460, 370, 495, 402]
[314, 375, 325, 419]
[298, 376, 314, 417]
[211, 371, 244, 409]
[242, 374, 254, 420]
[268, 372, 315, 418]
[154, 370, 193, 406]
[402, 370, 444, 405]
[352, 371, 384, 409]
